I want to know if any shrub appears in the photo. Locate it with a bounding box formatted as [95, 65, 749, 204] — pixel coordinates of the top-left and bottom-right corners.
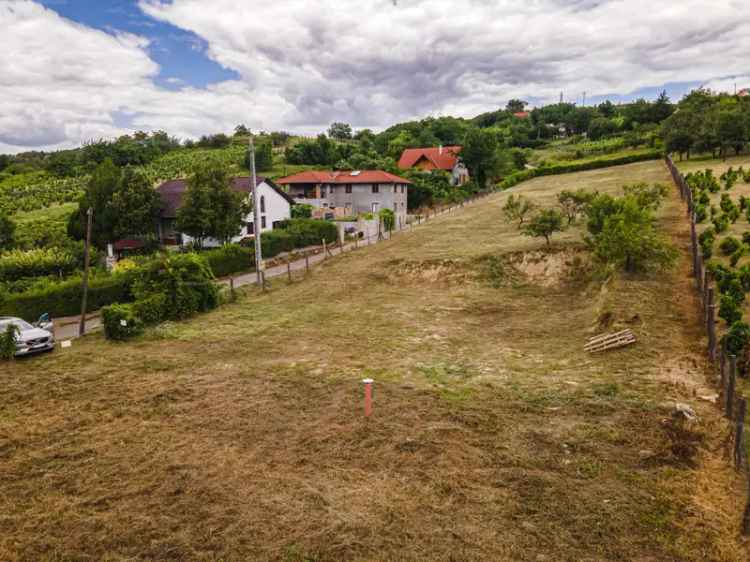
[133, 253, 218, 321]
[712, 215, 729, 233]
[276, 218, 338, 248]
[719, 294, 743, 326]
[291, 204, 313, 219]
[694, 204, 707, 223]
[731, 245, 746, 267]
[379, 208, 395, 231]
[261, 229, 295, 258]
[0, 270, 136, 321]
[719, 236, 742, 256]
[204, 244, 252, 277]
[0, 323, 19, 360]
[101, 303, 143, 341]
[132, 293, 167, 325]
[699, 228, 715, 259]
[0, 247, 79, 281]
[725, 321, 750, 356]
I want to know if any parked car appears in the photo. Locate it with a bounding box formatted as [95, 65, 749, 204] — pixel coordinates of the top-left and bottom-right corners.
[0, 316, 55, 357]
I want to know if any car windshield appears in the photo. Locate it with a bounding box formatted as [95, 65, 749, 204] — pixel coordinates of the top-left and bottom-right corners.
[0, 318, 33, 331]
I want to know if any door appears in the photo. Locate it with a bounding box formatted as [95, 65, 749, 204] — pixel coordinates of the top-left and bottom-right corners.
[371, 202, 380, 213]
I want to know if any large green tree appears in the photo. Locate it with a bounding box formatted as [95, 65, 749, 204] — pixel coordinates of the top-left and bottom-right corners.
[110, 167, 161, 240]
[176, 160, 248, 247]
[461, 128, 498, 187]
[67, 158, 120, 247]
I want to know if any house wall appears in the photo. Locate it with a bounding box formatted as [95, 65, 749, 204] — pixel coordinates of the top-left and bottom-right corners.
[178, 181, 290, 248]
[328, 183, 408, 223]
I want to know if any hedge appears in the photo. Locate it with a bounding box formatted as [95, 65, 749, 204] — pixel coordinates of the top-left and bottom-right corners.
[101, 303, 143, 341]
[275, 218, 338, 248]
[0, 247, 79, 281]
[497, 151, 662, 190]
[204, 245, 253, 277]
[0, 270, 136, 321]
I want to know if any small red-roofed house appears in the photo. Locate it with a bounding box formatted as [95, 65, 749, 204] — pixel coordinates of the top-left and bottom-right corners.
[397, 145, 469, 185]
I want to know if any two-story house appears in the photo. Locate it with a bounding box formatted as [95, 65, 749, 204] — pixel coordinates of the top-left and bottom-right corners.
[397, 145, 470, 186]
[276, 170, 411, 227]
[157, 176, 294, 247]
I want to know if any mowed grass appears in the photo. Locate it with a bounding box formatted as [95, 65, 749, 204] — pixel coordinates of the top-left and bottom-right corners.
[1, 161, 747, 561]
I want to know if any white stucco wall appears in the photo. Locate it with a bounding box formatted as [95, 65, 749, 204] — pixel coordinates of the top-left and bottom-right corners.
[181, 181, 291, 247]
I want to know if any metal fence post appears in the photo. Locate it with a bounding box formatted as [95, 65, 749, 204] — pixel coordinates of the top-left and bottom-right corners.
[707, 288, 717, 362]
[735, 398, 747, 469]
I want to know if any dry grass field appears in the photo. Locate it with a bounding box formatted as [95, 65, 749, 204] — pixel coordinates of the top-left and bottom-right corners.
[2, 161, 749, 561]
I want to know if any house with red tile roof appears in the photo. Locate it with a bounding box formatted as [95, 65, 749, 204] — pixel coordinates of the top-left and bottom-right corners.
[397, 145, 469, 186]
[277, 170, 411, 227]
[739, 88, 749, 98]
[156, 176, 293, 247]
[513, 111, 531, 119]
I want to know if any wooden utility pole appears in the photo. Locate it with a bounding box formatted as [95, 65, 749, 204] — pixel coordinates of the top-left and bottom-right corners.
[79, 207, 93, 337]
[248, 138, 263, 286]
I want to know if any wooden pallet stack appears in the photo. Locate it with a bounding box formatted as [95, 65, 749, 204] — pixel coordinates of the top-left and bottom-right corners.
[584, 329, 637, 353]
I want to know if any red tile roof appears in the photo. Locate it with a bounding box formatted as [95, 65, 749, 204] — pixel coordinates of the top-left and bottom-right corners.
[397, 146, 462, 170]
[157, 176, 293, 218]
[276, 170, 412, 185]
[113, 239, 146, 251]
[513, 111, 530, 119]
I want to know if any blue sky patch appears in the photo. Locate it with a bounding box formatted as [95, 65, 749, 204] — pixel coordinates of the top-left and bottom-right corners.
[38, 0, 239, 90]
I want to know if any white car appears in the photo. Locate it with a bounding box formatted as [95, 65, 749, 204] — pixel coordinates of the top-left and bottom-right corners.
[0, 316, 55, 357]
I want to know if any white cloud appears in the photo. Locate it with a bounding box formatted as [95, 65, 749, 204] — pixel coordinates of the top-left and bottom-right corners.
[3, 0, 750, 153]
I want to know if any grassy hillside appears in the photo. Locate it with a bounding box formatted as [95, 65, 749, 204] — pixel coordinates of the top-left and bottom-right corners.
[1, 161, 747, 561]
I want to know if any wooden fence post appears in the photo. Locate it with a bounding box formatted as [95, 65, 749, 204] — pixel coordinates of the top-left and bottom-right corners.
[322, 238, 327, 258]
[707, 288, 717, 362]
[287, 258, 292, 283]
[721, 339, 728, 389]
[735, 398, 747, 469]
[727, 355, 737, 419]
[305, 253, 310, 274]
[230, 277, 235, 301]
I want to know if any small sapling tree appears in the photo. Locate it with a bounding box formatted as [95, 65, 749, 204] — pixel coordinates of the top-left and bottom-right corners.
[522, 209, 565, 247]
[503, 194, 536, 227]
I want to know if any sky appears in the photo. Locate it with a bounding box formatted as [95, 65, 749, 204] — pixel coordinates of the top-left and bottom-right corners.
[1, 0, 749, 154]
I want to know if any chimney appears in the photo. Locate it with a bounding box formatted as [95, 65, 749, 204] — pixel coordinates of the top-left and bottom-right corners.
[439, 145, 443, 155]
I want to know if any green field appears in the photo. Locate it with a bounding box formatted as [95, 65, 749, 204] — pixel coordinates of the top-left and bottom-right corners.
[1, 160, 746, 561]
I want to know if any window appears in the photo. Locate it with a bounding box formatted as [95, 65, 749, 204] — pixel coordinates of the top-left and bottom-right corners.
[372, 184, 379, 193]
[329, 185, 334, 195]
[247, 222, 254, 235]
[393, 185, 398, 193]
[260, 195, 266, 213]
[345, 184, 352, 194]
[401, 185, 406, 193]
[261, 216, 267, 229]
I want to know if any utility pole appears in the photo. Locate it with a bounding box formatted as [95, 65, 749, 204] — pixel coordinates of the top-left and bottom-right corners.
[79, 207, 93, 337]
[248, 137, 263, 286]
[582, 91, 586, 107]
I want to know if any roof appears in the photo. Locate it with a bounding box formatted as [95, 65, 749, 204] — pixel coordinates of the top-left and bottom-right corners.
[113, 239, 146, 251]
[276, 170, 412, 185]
[739, 88, 749, 97]
[157, 176, 294, 218]
[513, 111, 531, 119]
[397, 146, 462, 170]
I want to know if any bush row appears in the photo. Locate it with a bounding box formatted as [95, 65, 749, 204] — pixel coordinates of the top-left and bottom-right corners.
[497, 151, 662, 190]
[0, 270, 136, 321]
[0, 247, 80, 281]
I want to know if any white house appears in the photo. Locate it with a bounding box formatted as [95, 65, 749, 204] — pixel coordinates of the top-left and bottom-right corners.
[157, 176, 294, 247]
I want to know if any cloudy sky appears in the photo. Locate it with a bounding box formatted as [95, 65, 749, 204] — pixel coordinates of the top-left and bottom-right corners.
[1, 0, 749, 154]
